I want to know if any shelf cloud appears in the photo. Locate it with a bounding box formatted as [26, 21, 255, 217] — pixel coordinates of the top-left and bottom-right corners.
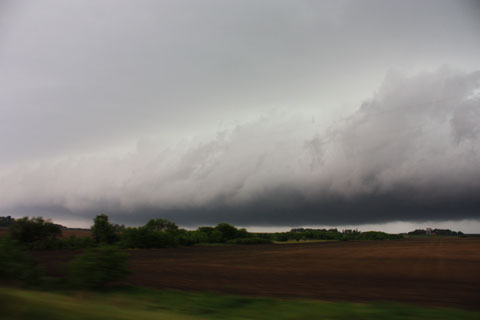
[1, 68, 479, 226]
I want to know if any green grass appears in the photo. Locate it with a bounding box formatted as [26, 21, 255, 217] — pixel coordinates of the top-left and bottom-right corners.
[0, 286, 479, 320]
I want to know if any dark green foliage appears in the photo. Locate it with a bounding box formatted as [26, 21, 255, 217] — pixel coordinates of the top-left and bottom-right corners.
[271, 229, 402, 242]
[408, 229, 426, 235]
[189, 230, 210, 243]
[0, 238, 40, 286]
[8, 217, 61, 249]
[91, 214, 118, 244]
[236, 228, 249, 238]
[0, 215, 16, 227]
[359, 231, 392, 240]
[118, 220, 256, 247]
[434, 229, 463, 236]
[56, 235, 95, 249]
[118, 218, 181, 248]
[68, 246, 130, 289]
[408, 228, 463, 236]
[174, 230, 197, 246]
[120, 226, 177, 248]
[209, 229, 223, 242]
[341, 230, 362, 241]
[145, 218, 179, 233]
[254, 233, 274, 240]
[215, 223, 239, 242]
[275, 233, 290, 242]
[192, 224, 252, 243]
[3, 213, 405, 252]
[227, 238, 273, 245]
[198, 227, 222, 243]
[112, 224, 126, 232]
[197, 226, 214, 234]
[195, 226, 222, 243]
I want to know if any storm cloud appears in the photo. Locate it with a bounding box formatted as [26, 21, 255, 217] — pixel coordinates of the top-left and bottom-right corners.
[1, 1, 480, 228]
[1, 68, 480, 226]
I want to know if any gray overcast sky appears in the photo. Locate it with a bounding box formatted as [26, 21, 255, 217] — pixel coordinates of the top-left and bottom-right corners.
[1, 0, 480, 231]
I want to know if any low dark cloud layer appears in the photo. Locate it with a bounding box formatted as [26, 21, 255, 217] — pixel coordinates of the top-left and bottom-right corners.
[1, 68, 479, 226]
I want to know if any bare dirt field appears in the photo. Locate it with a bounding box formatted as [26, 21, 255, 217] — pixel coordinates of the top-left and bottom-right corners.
[33, 238, 480, 309]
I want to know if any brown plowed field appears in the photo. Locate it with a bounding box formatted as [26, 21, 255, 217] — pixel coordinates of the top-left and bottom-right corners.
[33, 238, 480, 309]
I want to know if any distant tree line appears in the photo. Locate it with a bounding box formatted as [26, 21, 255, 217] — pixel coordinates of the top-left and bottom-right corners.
[257, 228, 403, 242]
[0, 215, 272, 250]
[408, 228, 464, 236]
[0, 215, 409, 251]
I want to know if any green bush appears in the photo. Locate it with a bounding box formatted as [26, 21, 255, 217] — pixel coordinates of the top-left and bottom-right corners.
[227, 238, 273, 245]
[68, 246, 130, 289]
[0, 238, 40, 286]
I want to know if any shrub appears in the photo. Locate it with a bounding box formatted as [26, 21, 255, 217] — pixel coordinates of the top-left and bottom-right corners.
[8, 217, 62, 249]
[68, 246, 130, 289]
[0, 238, 40, 285]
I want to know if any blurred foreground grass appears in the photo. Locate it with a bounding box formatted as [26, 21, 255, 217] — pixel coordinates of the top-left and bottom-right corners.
[1, 286, 479, 320]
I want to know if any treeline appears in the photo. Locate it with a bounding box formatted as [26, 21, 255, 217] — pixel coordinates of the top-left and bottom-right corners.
[258, 228, 402, 242]
[0, 215, 273, 250]
[408, 228, 464, 236]
[1, 215, 404, 251]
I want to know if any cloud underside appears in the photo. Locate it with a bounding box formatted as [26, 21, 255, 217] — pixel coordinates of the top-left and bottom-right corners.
[2, 68, 480, 226]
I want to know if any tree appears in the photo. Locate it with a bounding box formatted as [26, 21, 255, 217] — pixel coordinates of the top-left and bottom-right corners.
[145, 218, 179, 233]
[215, 223, 238, 242]
[236, 228, 249, 239]
[8, 217, 61, 248]
[91, 214, 118, 244]
[120, 226, 177, 248]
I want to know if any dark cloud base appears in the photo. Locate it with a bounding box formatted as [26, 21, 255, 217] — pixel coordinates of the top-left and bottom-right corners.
[7, 188, 480, 227]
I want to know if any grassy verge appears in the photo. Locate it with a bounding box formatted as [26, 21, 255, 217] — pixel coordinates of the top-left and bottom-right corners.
[1, 287, 479, 320]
